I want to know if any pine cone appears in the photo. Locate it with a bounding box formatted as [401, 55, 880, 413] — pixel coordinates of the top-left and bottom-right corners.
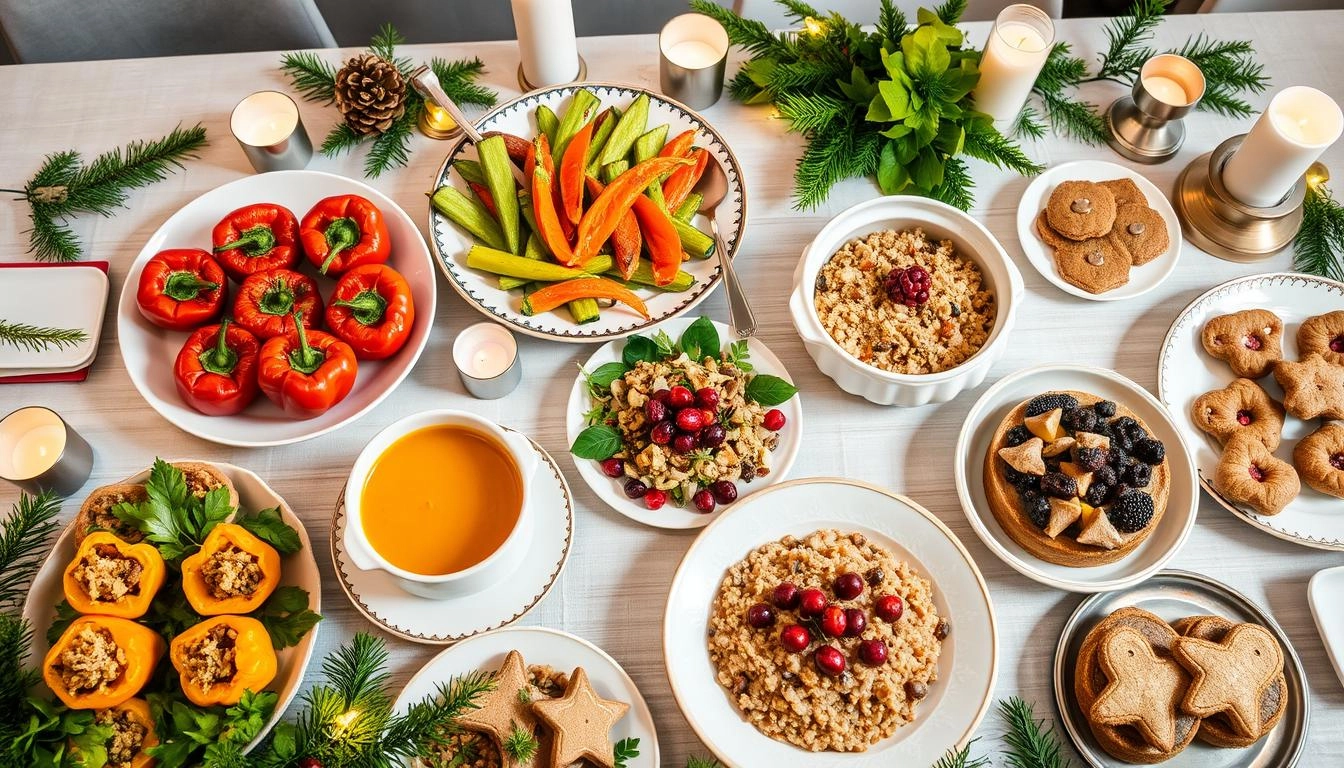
[334, 53, 407, 135]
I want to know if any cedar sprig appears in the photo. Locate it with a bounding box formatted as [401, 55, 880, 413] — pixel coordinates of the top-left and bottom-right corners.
[1094, 0, 1166, 82]
[999, 696, 1072, 768]
[0, 492, 63, 753]
[933, 0, 968, 24]
[0, 319, 89, 354]
[278, 50, 337, 102]
[1294, 180, 1344, 282]
[931, 739, 990, 768]
[877, 0, 909, 45]
[963, 121, 1044, 176]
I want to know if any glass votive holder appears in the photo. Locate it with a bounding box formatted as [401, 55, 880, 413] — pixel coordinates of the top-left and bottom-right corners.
[230, 91, 313, 173]
[452, 322, 522, 400]
[0, 406, 94, 496]
[660, 13, 729, 110]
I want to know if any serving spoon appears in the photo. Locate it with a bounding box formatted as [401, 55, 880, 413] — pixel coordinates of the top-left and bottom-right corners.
[408, 65, 529, 187]
[696, 155, 755, 338]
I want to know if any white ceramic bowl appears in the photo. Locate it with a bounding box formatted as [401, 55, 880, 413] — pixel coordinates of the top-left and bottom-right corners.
[790, 196, 1023, 406]
[342, 410, 539, 600]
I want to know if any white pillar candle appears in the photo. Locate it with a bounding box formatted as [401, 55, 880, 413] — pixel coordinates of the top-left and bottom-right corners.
[1223, 86, 1343, 208]
[972, 5, 1055, 125]
[511, 0, 580, 88]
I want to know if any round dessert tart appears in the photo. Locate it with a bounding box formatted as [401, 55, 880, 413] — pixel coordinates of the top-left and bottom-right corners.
[983, 391, 1170, 567]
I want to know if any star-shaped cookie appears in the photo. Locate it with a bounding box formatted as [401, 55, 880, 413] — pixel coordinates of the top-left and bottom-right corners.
[456, 650, 542, 768]
[1273, 353, 1344, 420]
[1174, 624, 1283, 739]
[531, 667, 629, 768]
[1090, 627, 1188, 751]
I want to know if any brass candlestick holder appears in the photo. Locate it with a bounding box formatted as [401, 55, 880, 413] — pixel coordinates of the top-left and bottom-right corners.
[1174, 134, 1307, 262]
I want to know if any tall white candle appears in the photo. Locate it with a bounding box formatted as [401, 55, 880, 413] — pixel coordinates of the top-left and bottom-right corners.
[511, 0, 580, 88]
[1223, 86, 1343, 208]
[972, 5, 1054, 125]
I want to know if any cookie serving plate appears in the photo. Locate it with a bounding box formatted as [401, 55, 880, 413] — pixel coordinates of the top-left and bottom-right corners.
[1053, 570, 1309, 768]
[1157, 272, 1344, 550]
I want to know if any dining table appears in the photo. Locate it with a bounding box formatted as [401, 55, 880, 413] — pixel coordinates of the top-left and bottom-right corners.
[2, 8, 1342, 766]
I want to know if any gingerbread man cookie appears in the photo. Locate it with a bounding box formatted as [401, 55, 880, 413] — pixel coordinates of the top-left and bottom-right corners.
[1191, 378, 1286, 451]
[1174, 624, 1285, 743]
[1297, 310, 1344, 367]
[1294, 422, 1344, 499]
[1213, 434, 1301, 516]
[1046, 180, 1117, 240]
[1201, 309, 1284, 379]
[1273, 352, 1344, 420]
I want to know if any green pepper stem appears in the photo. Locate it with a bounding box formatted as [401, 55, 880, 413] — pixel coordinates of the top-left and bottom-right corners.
[333, 289, 389, 327]
[319, 217, 360, 274]
[198, 319, 239, 376]
[287, 311, 325, 374]
[163, 271, 219, 302]
[214, 224, 277, 257]
[259, 278, 295, 316]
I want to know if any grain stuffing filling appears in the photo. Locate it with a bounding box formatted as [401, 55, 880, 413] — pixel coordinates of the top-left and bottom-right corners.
[71, 544, 143, 603]
[97, 708, 149, 767]
[424, 665, 570, 768]
[53, 626, 126, 695]
[180, 624, 238, 692]
[200, 544, 263, 599]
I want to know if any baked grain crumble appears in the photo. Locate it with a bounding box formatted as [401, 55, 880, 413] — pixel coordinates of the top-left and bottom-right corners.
[97, 707, 149, 767]
[180, 624, 238, 691]
[53, 626, 126, 695]
[200, 544, 262, 599]
[71, 544, 143, 603]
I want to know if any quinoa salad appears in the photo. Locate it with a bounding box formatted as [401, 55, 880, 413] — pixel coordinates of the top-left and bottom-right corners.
[814, 228, 995, 375]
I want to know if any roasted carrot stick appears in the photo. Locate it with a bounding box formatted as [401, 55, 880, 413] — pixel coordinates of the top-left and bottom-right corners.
[531, 138, 579, 265]
[573, 156, 690, 265]
[586, 175, 642, 281]
[662, 148, 709, 212]
[521, 277, 650, 318]
[630, 194, 681, 287]
[560, 120, 595, 226]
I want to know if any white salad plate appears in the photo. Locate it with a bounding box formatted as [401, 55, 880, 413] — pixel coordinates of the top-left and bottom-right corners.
[393, 625, 659, 766]
[330, 431, 573, 644]
[564, 317, 802, 529]
[1157, 272, 1344, 550]
[664, 478, 997, 767]
[954, 364, 1199, 593]
[0, 262, 106, 370]
[117, 170, 437, 447]
[22, 461, 321, 755]
[429, 82, 746, 342]
[1015, 160, 1181, 301]
[1308, 565, 1344, 689]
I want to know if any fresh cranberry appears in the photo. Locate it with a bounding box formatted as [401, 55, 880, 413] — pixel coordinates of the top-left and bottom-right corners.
[649, 421, 675, 445]
[833, 572, 864, 600]
[700, 423, 726, 448]
[843, 608, 867, 638]
[779, 624, 811, 653]
[702, 408, 718, 426]
[643, 489, 667, 510]
[710, 480, 738, 504]
[668, 385, 694, 409]
[676, 408, 705, 432]
[600, 458, 624, 478]
[772, 583, 800, 610]
[798, 588, 827, 618]
[1244, 334, 1263, 351]
[857, 639, 888, 666]
[813, 645, 846, 677]
[623, 479, 648, 499]
[746, 602, 776, 629]
[1236, 409, 1253, 426]
[763, 409, 786, 431]
[672, 433, 698, 454]
[696, 387, 720, 410]
[692, 489, 716, 513]
[820, 605, 847, 637]
[884, 265, 932, 308]
[651, 388, 671, 404]
[1249, 464, 1266, 482]
[645, 398, 667, 423]
[1331, 335, 1344, 353]
[875, 594, 904, 622]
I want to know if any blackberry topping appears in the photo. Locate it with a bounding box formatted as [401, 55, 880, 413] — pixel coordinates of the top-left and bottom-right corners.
[1061, 406, 1098, 433]
[1026, 393, 1080, 417]
[1111, 483, 1134, 501]
[1041, 471, 1078, 499]
[1084, 483, 1110, 507]
[1133, 437, 1166, 465]
[1093, 400, 1117, 418]
[1004, 425, 1033, 447]
[1024, 494, 1051, 529]
[1124, 462, 1152, 488]
[1108, 491, 1155, 533]
[1004, 466, 1040, 493]
[1108, 446, 1130, 469]
[1093, 465, 1119, 488]
[1109, 416, 1139, 434]
[1075, 446, 1108, 472]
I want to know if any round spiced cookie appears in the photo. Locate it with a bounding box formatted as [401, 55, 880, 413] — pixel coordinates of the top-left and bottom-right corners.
[1100, 177, 1147, 207]
[1294, 422, 1344, 499]
[1200, 309, 1284, 379]
[1035, 209, 1068, 247]
[1298, 310, 1344, 366]
[1054, 238, 1132, 295]
[1213, 434, 1300, 516]
[1109, 203, 1168, 266]
[983, 391, 1171, 567]
[1046, 180, 1117, 240]
[1191, 378, 1285, 451]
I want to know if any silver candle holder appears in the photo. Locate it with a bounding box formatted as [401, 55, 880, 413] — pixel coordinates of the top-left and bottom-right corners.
[659, 13, 729, 110]
[0, 406, 94, 496]
[230, 91, 313, 173]
[1106, 54, 1206, 164]
[452, 322, 522, 400]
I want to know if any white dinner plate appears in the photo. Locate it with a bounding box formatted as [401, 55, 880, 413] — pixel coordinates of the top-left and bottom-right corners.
[954, 364, 1199, 593]
[1015, 160, 1181, 301]
[21, 461, 321, 754]
[564, 317, 802, 529]
[428, 82, 746, 342]
[1308, 565, 1344, 689]
[117, 170, 437, 447]
[1157, 272, 1344, 550]
[0, 263, 106, 370]
[664, 478, 997, 767]
[330, 431, 573, 644]
[392, 626, 659, 766]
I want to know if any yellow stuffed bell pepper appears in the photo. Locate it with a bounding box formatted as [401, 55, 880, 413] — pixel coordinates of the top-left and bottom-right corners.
[180, 523, 281, 616]
[169, 615, 277, 706]
[62, 532, 167, 619]
[83, 698, 158, 768]
[43, 616, 165, 710]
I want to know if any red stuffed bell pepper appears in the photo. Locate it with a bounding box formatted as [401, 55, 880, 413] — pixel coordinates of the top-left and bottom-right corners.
[173, 319, 260, 416]
[324, 264, 415, 360]
[211, 203, 301, 282]
[258, 312, 358, 419]
[300, 195, 391, 275]
[233, 269, 323, 340]
[136, 249, 227, 331]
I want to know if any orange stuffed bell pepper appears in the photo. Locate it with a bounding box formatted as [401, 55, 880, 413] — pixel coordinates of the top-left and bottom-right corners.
[258, 312, 358, 418]
[62, 532, 166, 619]
[86, 698, 158, 768]
[169, 615, 277, 706]
[43, 616, 165, 709]
[180, 523, 281, 615]
[300, 194, 391, 275]
[324, 264, 416, 360]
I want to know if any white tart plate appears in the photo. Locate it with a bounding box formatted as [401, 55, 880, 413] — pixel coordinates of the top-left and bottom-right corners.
[1015, 160, 1181, 301]
[1157, 272, 1344, 550]
[564, 317, 802, 529]
[330, 431, 573, 644]
[1309, 565, 1344, 688]
[22, 461, 320, 754]
[393, 626, 659, 766]
[117, 170, 437, 447]
[428, 82, 746, 342]
[0, 263, 106, 370]
[955, 364, 1199, 593]
[664, 478, 997, 767]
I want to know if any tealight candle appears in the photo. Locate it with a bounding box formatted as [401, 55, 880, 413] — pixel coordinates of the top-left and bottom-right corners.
[452, 322, 522, 399]
[972, 5, 1054, 126]
[0, 406, 94, 496]
[1223, 86, 1344, 208]
[660, 13, 730, 110]
[230, 91, 312, 173]
[1142, 76, 1191, 107]
[417, 101, 459, 140]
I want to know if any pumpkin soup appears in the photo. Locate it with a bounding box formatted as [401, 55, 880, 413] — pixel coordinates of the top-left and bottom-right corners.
[360, 425, 522, 575]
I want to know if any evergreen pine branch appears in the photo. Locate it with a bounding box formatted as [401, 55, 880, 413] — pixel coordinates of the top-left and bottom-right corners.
[388, 672, 495, 764]
[364, 106, 416, 178]
[0, 319, 88, 354]
[685, 758, 722, 768]
[28, 149, 80, 189]
[766, 58, 848, 96]
[688, 0, 795, 59]
[1293, 184, 1344, 282]
[1095, 0, 1168, 82]
[776, 92, 848, 133]
[999, 696, 1071, 768]
[431, 57, 498, 107]
[370, 22, 415, 75]
[778, 0, 821, 23]
[25, 207, 81, 263]
[931, 157, 975, 211]
[934, 0, 969, 25]
[503, 724, 540, 763]
[63, 124, 208, 216]
[1033, 43, 1089, 96]
[932, 739, 990, 768]
[0, 492, 63, 610]
[792, 119, 878, 210]
[0, 616, 40, 727]
[1011, 104, 1047, 141]
[279, 50, 338, 103]
[963, 123, 1044, 175]
[727, 68, 763, 102]
[1168, 34, 1267, 117]
[321, 122, 367, 157]
[1040, 90, 1107, 144]
[878, 0, 908, 44]
[1198, 85, 1257, 118]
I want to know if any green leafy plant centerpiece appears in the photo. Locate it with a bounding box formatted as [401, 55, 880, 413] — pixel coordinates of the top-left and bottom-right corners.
[688, 0, 1042, 210]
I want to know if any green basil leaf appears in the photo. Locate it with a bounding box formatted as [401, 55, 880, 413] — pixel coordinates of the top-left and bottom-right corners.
[679, 317, 721, 362]
[570, 425, 622, 460]
[652, 330, 677, 358]
[745, 375, 799, 407]
[621, 335, 659, 367]
[877, 141, 901, 194]
[588, 362, 629, 391]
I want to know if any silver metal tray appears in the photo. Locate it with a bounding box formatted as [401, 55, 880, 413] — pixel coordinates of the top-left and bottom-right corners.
[1053, 570, 1309, 767]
